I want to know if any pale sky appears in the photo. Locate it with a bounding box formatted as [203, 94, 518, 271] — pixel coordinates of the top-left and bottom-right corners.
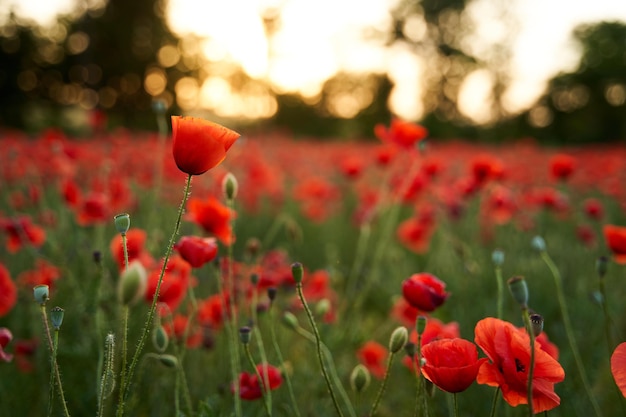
[3, 0, 626, 122]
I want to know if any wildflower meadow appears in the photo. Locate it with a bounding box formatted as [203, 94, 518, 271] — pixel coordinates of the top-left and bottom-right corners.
[1, 114, 626, 417]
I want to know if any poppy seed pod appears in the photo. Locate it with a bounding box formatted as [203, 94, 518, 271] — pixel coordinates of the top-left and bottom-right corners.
[531, 235, 546, 252]
[507, 276, 529, 308]
[492, 249, 505, 267]
[33, 285, 49, 305]
[530, 313, 544, 337]
[50, 306, 65, 330]
[114, 213, 130, 235]
[291, 262, 304, 284]
[239, 326, 252, 344]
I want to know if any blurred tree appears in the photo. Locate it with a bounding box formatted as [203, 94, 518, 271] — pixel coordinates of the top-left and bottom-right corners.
[0, 0, 189, 132]
[516, 21, 626, 143]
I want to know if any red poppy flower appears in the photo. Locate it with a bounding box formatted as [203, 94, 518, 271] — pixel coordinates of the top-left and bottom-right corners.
[603, 224, 626, 264]
[401, 273, 449, 312]
[0, 215, 46, 253]
[475, 317, 565, 414]
[375, 119, 428, 149]
[171, 115, 240, 176]
[0, 264, 17, 317]
[357, 341, 387, 379]
[60, 177, 81, 208]
[14, 338, 38, 373]
[17, 260, 61, 290]
[77, 192, 109, 226]
[234, 363, 282, 400]
[391, 297, 421, 328]
[164, 314, 202, 349]
[145, 255, 192, 313]
[549, 154, 575, 181]
[186, 196, 234, 245]
[582, 198, 604, 220]
[397, 217, 436, 254]
[197, 292, 230, 330]
[421, 338, 487, 393]
[611, 342, 626, 397]
[174, 236, 218, 268]
[0, 327, 13, 362]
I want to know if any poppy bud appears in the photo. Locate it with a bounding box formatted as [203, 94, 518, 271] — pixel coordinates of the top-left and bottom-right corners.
[596, 256, 609, 279]
[291, 262, 304, 284]
[315, 299, 331, 317]
[114, 213, 130, 235]
[531, 236, 546, 252]
[507, 276, 528, 308]
[118, 261, 147, 305]
[267, 287, 277, 303]
[282, 312, 299, 330]
[50, 306, 64, 330]
[492, 249, 505, 267]
[389, 326, 408, 354]
[239, 326, 252, 344]
[404, 341, 416, 358]
[416, 316, 427, 336]
[222, 172, 238, 201]
[33, 284, 49, 305]
[529, 313, 544, 337]
[152, 325, 169, 353]
[250, 273, 259, 285]
[158, 354, 179, 368]
[350, 364, 371, 393]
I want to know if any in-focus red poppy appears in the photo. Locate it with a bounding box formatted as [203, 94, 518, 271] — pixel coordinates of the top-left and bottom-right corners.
[174, 236, 218, 268]
[145, 255, 192, 313]
[172, 115, 240, 176]
[0, 215, 46, 253]
[611, 342, 626, 397]
[357, 341, 387, 379]
[0, 327, 13, 362]
[549, 154, 576, 181]
[603, 224, 626, 264]
[421, 338, 487, 393]
[402, 273, 449, 312]
[234, 363, 282, 400]
[375, 119, 428, 149]
[186, 196, 234, 245]
[475, 317, 565, 414]
[0, 263, 17, 317]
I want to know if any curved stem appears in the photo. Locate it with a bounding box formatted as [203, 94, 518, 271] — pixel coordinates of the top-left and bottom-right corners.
[369, 352, 395, 417]
[41, 306, 70, 417]
[243, 344, 272, 416]
[489, 388, 500, 417]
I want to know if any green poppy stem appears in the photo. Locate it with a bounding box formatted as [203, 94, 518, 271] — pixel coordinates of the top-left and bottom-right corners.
[522, 309, 535, 417]
[369, 351, 396, 417]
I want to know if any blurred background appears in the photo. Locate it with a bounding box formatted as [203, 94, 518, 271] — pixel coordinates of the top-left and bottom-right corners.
[2, 0, 626, 143]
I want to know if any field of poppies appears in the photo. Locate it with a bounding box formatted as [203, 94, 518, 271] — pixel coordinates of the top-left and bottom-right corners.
[1, 116, 626, 417]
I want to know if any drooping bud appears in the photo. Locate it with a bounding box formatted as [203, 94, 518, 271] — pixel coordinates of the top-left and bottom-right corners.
[507, 276, 529, 308]
[315, 299, 331, 317]
[222, 172, 238, 201]
[33, 285, 49, 305]
[492, 249, 505, 267]
[158, 354, 179, 368]
[239, 326, 252, 344]
[118, 261, 147, 305]
[152, 325, 169, 353]
[114, 213, 130, 235]
[50, 306, 65, 330]
[350, 364, 371, 393]
[291, 262, 304, 284]
[282, 312, 299, 330]
[389, 326, 408, 354]
[529, 313, 544, 337]
[596, 256, 609, 279]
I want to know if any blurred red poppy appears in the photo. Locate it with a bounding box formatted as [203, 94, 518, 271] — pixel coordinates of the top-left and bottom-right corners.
[197, 292, 230, 330]
[0, 263, 17, 317]
[375, 119, 428, 149]
[0, 215, 46, 253]
[186, 196, 234, 245]
[611, 342, 626, 397]
[549, 154, 576, 181]
[421, 338, 487, 393]
[603, 224, 626, 264]
[234, 363, 282, 400]
[17, 260, 60, 290]
[174, 236, 218, 268]
[145, 255, 192, 313]
[77, 192, 109, 226]
[163, 313, 202, 349]
[402, 273, 448, 312]
[357, 341, 387, 379]
[0, 327, 12, 362]
[475, 317, 565, 414]
[582, 198, 604, 220]
[110, 228, 154, 270]
[171, 116, 240, 176]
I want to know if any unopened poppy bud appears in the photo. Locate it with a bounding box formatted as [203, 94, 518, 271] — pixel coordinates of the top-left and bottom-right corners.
[492, 249, 504, 267]
[531, 236, 546, 252]
[118, 261, 147, 305]
[282, 312, 299, 330]
[315, 299, 331, 317]
[350, 364, 371, 393]
[50, 306, 64, 330]
[404, 341, 416, 358]
[152, 325, 169, 353]
[239, 326, 252, 344]
[267, 287, 277, 303]
[250, 273, 259, 285]
[33, 285, 49, 305]
[507, 276, 529, 308]
[416, 316, 427, 336]
[596, 256, 609, 279]
[222, 172, 238, 200]
[114, 213, 130, 235]
[529, 313, 544, 337]
[158, 354, 178, 368]
[389, 326, 408, 354]
[291, 262, 304, 284]
[93, 251, 102, 264]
